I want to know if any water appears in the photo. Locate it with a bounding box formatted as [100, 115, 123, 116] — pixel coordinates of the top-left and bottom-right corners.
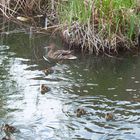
[0, 33, 140, 140]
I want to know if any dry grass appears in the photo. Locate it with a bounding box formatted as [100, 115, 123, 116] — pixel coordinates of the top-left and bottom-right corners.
[0, 0, 60, 31]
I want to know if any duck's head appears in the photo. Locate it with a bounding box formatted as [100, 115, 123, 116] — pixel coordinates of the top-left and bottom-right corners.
[105, 113, 114, 121]
[75, 108, 86, 117]
[47, 43, 56, 50]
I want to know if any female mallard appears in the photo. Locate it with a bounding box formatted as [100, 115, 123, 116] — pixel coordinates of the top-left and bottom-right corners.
[43, 43, 77, 61]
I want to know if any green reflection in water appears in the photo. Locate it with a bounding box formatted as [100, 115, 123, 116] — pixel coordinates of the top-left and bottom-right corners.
[0, 33, 140, 140]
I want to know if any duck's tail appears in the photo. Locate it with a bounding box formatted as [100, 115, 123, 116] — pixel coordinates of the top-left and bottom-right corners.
[43, 56, 51, 63]
[68, 56, 77, 60]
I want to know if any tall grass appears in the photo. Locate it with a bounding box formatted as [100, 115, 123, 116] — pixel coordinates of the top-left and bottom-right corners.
[59, 0, 140, 54]
[58, 0, 92, 24]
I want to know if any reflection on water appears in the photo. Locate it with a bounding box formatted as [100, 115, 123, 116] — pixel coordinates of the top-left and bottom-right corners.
[0, 33, 140, 140]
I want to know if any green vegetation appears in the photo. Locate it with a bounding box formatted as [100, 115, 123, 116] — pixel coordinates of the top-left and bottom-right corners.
[0, 0, 140, 54]
[59, 0, 140, 54]
[58, 0, 92, 24]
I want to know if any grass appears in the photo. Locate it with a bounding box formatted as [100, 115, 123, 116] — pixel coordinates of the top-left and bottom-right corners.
[58, 0, 140, 54]
[58, 0, 92, 24]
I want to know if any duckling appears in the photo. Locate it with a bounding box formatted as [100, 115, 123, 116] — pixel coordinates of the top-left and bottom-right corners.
[1, 124, 16, 134]
[130, 98, 140, 102]
[40, 84, 50, 94]
[75, 108, 86, 117]
[105, 113, 114, 121]
[43, 68, 54, 75]
[2, 137, 11, 140]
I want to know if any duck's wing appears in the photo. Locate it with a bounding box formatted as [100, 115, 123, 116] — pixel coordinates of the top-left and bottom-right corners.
[54, 50, 72, 56]
[54, 53, 77, 60]
[50, 50, 77, 60]
[43, 56, 51, 63]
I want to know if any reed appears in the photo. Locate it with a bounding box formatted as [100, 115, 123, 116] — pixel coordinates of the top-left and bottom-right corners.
[59, 0, 140, 54]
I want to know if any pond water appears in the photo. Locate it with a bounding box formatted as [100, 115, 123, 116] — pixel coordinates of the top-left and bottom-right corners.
[0, 33, 140, 140]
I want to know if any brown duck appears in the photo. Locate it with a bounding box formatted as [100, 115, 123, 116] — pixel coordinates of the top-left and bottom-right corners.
[40, 84, 50, 94]
[105, 113, 114, 121]
[75, 108, 86, 117]
[1, 124, 17, 134]
[43, 67, 54, 75]
[43, 44, 77, 61]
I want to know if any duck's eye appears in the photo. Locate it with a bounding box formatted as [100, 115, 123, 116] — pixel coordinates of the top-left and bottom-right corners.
[77, 108, 80, 112]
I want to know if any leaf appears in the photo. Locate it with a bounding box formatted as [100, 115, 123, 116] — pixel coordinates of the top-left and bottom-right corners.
[16, 16, 30, 22]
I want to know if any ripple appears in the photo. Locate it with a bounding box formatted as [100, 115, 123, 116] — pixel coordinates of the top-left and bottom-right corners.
[0, 45, 10, 51]
[1, 37, 140, 139]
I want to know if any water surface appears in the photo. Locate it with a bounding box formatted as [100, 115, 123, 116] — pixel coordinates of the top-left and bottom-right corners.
[0, 33, 140, 140]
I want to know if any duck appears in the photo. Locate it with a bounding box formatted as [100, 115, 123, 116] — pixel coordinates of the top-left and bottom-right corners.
[2, 137, 11, 140]
[2, 137, 12, 140]
[43, 43, 77, 61]
[105, 113, 114, 121]
[129, 98, 140, 102]
[1, 124, 16, 134]
[43, 67, 54, 75]
[40, 84, 50, 94]
[75, 108, 86, 117]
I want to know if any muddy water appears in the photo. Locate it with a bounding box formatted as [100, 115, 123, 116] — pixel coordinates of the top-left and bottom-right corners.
[0, 33, 140, 140]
